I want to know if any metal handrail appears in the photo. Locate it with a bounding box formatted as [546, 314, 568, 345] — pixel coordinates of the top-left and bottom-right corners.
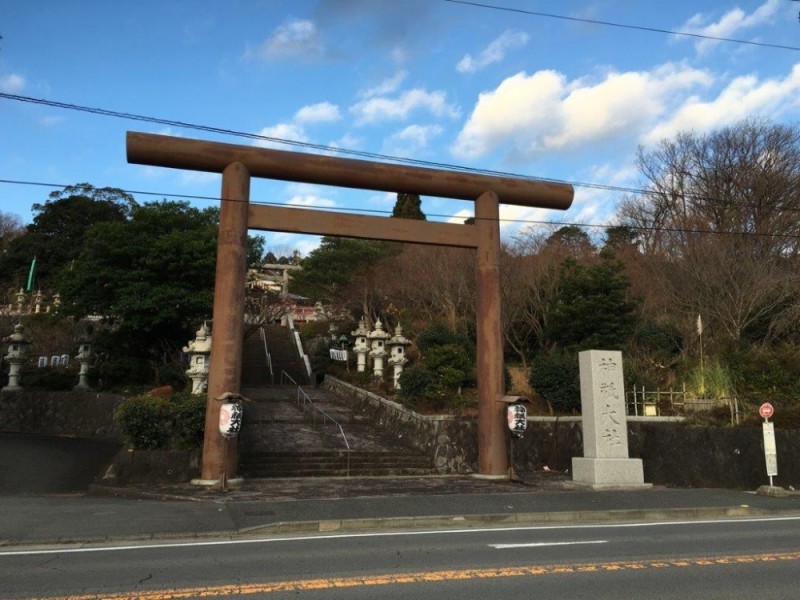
[281, 370, 351, 475]
[259, 327, 274, 384]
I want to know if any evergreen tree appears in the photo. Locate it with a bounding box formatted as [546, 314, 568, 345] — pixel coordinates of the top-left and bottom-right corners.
[391, 192, 426, 220]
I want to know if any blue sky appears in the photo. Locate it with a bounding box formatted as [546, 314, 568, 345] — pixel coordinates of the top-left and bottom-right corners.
[2, 0, 800, 255]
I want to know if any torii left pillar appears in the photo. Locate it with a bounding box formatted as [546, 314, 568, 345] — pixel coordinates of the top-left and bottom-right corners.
[200, 161, 250, 484]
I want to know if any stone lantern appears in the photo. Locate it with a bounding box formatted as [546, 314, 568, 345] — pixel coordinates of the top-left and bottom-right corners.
[73, 333, 95, 392]
[387, 325, 411, 389]
[351, 317, 370, 373]
[51, 293, 62, 313]
[15, 289, 26, 314]
[2, 323, 30, 392]
[368, 319, 390, 378]
[33, 290, 44, 314]
[183, 322, 212, 394]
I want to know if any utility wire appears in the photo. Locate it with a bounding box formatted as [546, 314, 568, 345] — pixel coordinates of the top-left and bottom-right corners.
[3, 92, 795, 215]
[4, 177, 800, 241]
[445, 0, 800, 51]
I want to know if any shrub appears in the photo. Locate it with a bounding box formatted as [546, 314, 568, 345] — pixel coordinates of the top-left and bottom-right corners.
[116, 395, 173, 449]
[171, 393, 207, 449]
[398, 364, 434, 404]
[23, 367, 77, 391]
[530, 352, 580, 413]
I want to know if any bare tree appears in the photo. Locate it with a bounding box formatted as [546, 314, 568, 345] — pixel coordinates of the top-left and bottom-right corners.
[385, 244, 476, 333]
[619, 119, 800, 343]
[0, 211, 24, 254]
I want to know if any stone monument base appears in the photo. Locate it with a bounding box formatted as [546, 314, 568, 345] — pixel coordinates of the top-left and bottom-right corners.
[572, 457, 652, 490]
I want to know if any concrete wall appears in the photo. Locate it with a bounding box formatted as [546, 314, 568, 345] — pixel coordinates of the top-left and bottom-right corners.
[324, 377, 800, 490]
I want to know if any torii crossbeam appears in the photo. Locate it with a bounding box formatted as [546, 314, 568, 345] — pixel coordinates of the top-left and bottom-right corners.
[127, 131, 573, 483]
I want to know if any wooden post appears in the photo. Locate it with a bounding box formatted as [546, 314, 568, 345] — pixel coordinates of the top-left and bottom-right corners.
[201, 162, 250, 482]
[475, 191, 508, 477]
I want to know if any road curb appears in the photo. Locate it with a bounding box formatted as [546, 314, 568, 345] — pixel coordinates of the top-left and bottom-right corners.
[2, 505, 799, 551]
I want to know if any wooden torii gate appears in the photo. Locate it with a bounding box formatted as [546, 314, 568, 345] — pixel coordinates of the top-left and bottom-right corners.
[127, 131, 573, 483]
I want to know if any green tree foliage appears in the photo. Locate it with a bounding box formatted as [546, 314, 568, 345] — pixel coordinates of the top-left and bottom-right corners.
[57, 200, 265, 384]
[0, 184, 134, 289]
[290, 237, 399, 308]
[60, 201, 218, 345]
[529, 352, 580, 413]
[116, 393, 206, 450]
[116, 395, 174, 449]
[546, 258, 638, 352]
[391, 192, 426, 220]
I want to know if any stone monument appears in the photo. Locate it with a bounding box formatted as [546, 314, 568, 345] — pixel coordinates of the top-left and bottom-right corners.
[572, 350, 650, 489]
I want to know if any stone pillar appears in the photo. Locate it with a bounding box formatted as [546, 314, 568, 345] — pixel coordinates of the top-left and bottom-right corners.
[2, 323, 30, 392]
[351, 317, 369, 373]
[200, 161, 250, 484]
[572, 350, 650, 489]
[184, 322, 212, 395]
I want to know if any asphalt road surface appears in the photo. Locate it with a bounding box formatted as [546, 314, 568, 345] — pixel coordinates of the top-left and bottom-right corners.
[2, 515, 800, 599]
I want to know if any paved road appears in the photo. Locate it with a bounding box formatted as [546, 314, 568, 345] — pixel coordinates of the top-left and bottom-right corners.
[3, 514, 800, 599]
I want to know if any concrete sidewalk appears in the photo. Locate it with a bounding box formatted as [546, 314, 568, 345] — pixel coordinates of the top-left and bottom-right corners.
[3, 473, 800, 548]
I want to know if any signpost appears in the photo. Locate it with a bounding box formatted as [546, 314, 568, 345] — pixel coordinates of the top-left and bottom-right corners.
[759, 403, 777, 487]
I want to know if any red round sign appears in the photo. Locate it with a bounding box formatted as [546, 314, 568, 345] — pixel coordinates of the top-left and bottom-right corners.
[759, 403, 774, 420]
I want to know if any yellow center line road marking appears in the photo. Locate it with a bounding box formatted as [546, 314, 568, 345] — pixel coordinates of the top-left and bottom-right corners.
[26, 551, 800, 600]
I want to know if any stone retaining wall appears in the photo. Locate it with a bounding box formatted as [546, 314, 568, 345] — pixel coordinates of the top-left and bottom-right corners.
[324, 377, 800, 489]
[0, 390, 124, 441]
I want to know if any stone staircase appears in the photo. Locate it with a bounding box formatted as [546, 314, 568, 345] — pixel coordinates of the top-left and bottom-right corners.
[241, 325, 308, 386]
[237, 385, 436, 478]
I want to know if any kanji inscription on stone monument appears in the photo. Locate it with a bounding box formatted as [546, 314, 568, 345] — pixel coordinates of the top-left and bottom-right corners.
[572, 349, 649, 489]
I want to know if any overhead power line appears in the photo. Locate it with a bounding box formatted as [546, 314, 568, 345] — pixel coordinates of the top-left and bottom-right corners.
[2, 92, 793, 214]
[3, 177, 800, 242]
[445, 0, 800, 51]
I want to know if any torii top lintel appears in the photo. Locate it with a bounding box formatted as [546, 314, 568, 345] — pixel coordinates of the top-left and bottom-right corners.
[126, 132, 574, 210]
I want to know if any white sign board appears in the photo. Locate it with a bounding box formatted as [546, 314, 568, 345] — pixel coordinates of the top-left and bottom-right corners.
[763, 421, 778, 478]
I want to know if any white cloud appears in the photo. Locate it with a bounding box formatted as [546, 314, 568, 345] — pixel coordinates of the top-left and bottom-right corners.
[179, 171, 219, 186]
[294, 101, 341, 124]
[246, 19, 322, 61]
[351, 88, 460, 125]
[453, 64, 711, 161]
[360, 71, 407, 98]
[679, 0, 782, 53]
[643, 64, 800, 145]
[287, 194, 336, 208]
[457, 30, 529, 74]
[253, 123, 308, 149]
[37, 115, 64, 127]
[0, 73, 25, 93]
[386, 124, 443, 153]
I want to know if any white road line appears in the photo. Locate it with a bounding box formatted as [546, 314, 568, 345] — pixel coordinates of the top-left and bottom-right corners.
[490, 540, 608, 549]
[2, 515, 799, 557]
